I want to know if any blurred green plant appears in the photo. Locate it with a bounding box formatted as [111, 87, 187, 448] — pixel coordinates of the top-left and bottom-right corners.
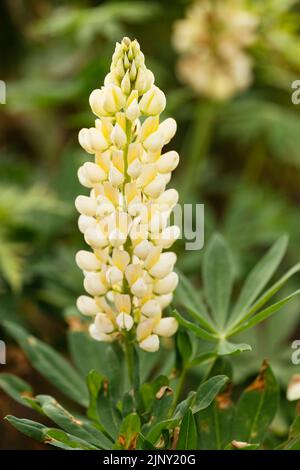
[0, 184, 68, 293]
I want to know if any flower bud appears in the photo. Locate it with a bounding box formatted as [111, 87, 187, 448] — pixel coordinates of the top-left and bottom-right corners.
[157, 225, 180, 249]
[136, 318, 154, 341]
[78, 162, 106, 187]
[139, 334, 159, 352]
[89, 89, 107, 117]
[75, 250, 102, 271]
[134, 239, 152, 259]
[95, 313, 114, 334]
[154, 272, 178, 295]
[157, 151, 179, 173]
[139, 86, 166, 115]
[144, 175, 166, 198]
[106, 266, 123, 285]
[126, 99, 140, 121]
[111, 123, 127, 148]
[141, 299, 161, 318]
[77, 295, 99, 316]
[75, 195, 97, 216]
[149, 252, 177, 279]
[89, 324, 113, 342]
[131, 278, 148, 297]
[84, 272, 107, 297]
[156, 293, 173, 309]
[116, 313, 134, 331]
[84, 225, 108, 249]
[153, 317, 178, 337]
[102, 85, 125, 114]
[108, 229, 127, 248]
[78, 215, 97, 234]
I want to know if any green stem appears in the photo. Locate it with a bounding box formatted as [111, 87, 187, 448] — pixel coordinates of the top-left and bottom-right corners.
[181, 99, 217, 199]
[124, 334, 134, 388]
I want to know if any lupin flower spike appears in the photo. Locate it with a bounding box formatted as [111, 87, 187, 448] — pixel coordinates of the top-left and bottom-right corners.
[76, 37, 179, 352]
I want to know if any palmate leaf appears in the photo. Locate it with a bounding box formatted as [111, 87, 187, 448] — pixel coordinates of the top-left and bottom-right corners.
[2, 321, 88, 407]
[217, 340, 252, 356]
[175, 234, 300, 358]
[174, 269, 215, 331]
[228, 262, 300, 333]
[229, 290, 300, 337]
[228, 234, 288, 328]
[232, 361, 279, 444]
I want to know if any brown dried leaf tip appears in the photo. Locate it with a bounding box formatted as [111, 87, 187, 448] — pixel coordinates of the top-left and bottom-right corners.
[155, 386, 173, 400]
[246, 359, 268, 392]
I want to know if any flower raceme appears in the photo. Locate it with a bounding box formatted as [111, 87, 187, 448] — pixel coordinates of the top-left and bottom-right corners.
[172, 0, 258, 100]
[75, 37, 179, 353]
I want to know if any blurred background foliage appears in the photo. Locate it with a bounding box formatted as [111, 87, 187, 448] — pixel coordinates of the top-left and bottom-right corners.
[1, 0, 300, 448]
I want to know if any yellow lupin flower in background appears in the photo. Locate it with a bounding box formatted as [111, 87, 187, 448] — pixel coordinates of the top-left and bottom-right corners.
[172, 0, 258, 100]
[76, 37, 179, 353]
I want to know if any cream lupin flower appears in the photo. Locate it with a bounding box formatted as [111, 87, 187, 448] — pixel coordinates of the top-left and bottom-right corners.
[76, 37, 179, 352]
[172, 0, 258, 100]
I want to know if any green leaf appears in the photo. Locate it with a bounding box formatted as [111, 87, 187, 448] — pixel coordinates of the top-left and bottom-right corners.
[36, 394, 111, 449]
[3, 321, 88, 407]
[207, 357, 233, 381]
[173, 310, 217, 342]
[175, 269, 215, 331]
[5, 416, 46, 442]
[232, 361, 279, 443]
[203, 234, 234, 328]
[234, 262, 300, 328]
[151, 385, 173, 422]
[67, 330, 110, 377]
[141, 375, 169, 415]
[191, 375, 229, 414]
[197, 384, 234, 450]
[0, 373, 34, 407]
[97, 387, 120, 440]
[230, 289, 300, 336]
[177, 409, 197, 450]
[145, 418, 179, 445]
[44, 428, 98, 450]
[283, 414, 300, 450]
[190, 352, 216, 367]
[174, 392, 196, 420]
[218, 340, 252, 356]
[176, 330, 193, 367]
[86, 370, 104, 422]
[137, 433, 156, 450]
[114, 413, 141, 450]
[229, 235, 288, 327]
